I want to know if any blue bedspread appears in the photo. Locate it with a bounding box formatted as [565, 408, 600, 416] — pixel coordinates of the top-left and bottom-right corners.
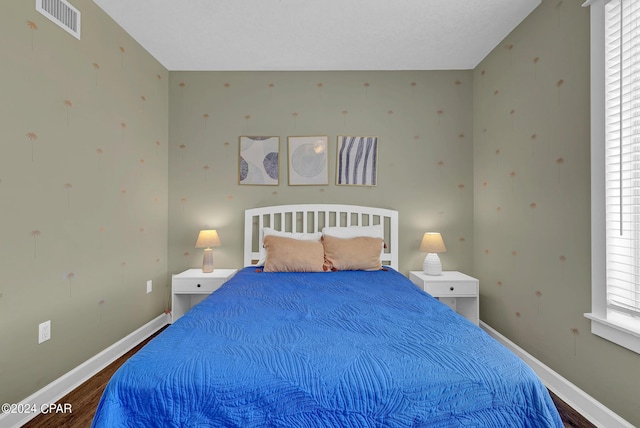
[92, 268, 562, 427]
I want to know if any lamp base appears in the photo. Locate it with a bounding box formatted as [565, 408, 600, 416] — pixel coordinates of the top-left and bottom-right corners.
[423, 253, 442, 275]
[202, 248, 214, 273]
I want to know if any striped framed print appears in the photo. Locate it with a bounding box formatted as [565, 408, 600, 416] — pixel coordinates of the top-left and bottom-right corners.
[336, 136, 378, 186]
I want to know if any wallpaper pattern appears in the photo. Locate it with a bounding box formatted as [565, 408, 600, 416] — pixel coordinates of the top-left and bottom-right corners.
[0, 0, 169, 405]
[167, 71, 474, 278]
[3, 0, 639, 426]
[473, 1, 639, 425]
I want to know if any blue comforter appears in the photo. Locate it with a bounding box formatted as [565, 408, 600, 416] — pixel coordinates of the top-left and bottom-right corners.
[92, 267, 562, 427]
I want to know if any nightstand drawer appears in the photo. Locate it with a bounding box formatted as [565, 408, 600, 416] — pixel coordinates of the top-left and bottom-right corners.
[409, 271, 479, 325]
[172, 277, 225, 293]
[171, 269, 238, 324]
[423, 281, 476, 296]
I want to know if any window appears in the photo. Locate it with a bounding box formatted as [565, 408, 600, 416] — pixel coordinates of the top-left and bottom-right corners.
[587, 0, 640, 354]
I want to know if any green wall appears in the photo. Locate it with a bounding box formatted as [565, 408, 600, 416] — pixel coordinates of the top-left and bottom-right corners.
[0, 0, 169, 405]
[473, 1, 639, 425]
[168, 71, 474, 277]
[2, 0, 639, 426]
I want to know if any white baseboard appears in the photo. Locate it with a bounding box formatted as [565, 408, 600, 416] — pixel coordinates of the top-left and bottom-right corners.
[1, 313, 169, 428]
[480, 321, 633, 428]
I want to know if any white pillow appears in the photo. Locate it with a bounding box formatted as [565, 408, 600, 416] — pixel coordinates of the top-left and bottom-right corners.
[256, 227, 322, 266]
[321, 224, 383, 239]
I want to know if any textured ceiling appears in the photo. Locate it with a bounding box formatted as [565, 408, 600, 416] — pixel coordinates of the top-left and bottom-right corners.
[92, 0, 541, 71]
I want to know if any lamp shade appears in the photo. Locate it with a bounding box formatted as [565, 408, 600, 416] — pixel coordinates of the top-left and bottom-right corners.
[420, 232, 446, 253]
[195, 230, 221, 248]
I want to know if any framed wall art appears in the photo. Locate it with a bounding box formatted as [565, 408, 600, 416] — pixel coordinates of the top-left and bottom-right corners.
[239, 136, 279, 185]
[336, 135, 378, 186]
[288, 136, 329, 185]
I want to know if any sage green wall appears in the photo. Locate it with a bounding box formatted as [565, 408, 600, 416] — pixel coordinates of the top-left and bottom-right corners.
[168, 71, 474, 277]
[473, 0, 639, 425]
[0, 0, 169, 405]
[5, 0, 635, 424]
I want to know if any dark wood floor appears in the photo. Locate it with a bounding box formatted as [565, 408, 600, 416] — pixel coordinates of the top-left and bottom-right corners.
[549, 391, 596, 428]
[24, 326, 595, 428]
[22, 327, 167, 428]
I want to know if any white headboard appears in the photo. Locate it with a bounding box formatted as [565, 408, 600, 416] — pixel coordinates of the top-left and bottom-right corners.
[244, 204, 399, 270]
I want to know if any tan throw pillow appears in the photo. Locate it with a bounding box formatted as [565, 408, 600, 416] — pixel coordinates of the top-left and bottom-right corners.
[322, 235, 384, 271]
[263, 235, 325, 272]
[256, 227, 322, 266]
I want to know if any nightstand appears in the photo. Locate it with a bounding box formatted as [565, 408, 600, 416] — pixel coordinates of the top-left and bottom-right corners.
[409, 271, 479, 325]
[171, 268, 237, 323]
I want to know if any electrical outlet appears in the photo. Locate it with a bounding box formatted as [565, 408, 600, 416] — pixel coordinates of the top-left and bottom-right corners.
[38, 320, 51, 344]
[146, 280, 152, 294]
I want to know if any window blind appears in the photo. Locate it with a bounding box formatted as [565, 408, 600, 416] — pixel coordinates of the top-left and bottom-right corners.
[606, 0, 640, 316]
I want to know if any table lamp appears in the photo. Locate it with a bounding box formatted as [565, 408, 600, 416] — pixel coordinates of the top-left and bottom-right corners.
[195, 229, 221, 273]
[420, 232, 446, 275]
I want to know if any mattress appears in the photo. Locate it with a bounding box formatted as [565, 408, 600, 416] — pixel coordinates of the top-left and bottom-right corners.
[92, 267, 563, 427]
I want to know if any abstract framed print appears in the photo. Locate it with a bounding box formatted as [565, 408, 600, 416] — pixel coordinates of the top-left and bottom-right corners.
[239, 136, 279, 185]
[288, 136, 329, 185]
[336, 136, 378, 186]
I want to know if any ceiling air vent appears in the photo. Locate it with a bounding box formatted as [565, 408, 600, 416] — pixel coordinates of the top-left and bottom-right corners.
[36, 0, 81, 39]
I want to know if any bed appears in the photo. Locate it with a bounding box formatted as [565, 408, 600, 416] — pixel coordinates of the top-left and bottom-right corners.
[92, 204, 563, 427]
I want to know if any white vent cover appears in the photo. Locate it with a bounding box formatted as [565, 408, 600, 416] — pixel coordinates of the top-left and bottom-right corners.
[36, 0, 81, 39]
